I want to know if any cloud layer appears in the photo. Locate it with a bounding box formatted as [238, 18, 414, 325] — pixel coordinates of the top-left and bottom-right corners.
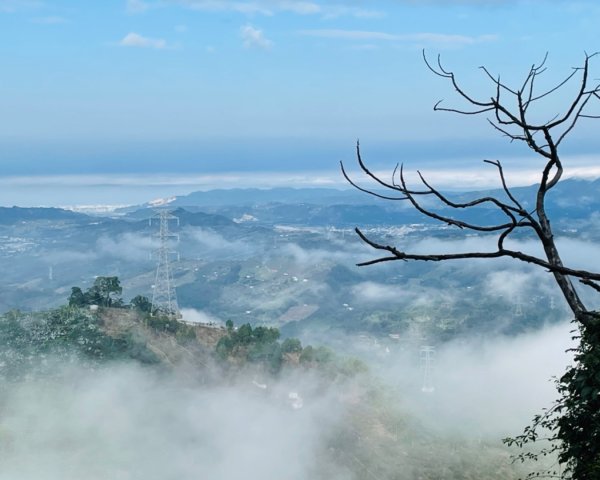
[299, 29, 497, 48]
[240, 24, 272, 49]
[0, 364, 350, 480]
[119, 32, 167, 49]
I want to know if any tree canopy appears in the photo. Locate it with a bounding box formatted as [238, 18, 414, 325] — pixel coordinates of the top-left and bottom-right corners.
[69, 276, 123, 308]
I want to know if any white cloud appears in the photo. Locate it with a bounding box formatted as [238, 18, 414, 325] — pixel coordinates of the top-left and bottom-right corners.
[240, 24, 272, 49]
[169, 0, 382, 18]
[1, 364, 350, 480]
[0, 171, 346, 189]
[119, 32, 167, 49]
[96, 233, 158, 262]
[351, 281, 409, 303]
[186, 227, 252, 255]
[299, 29, 497, 48]
[385, 320, 577, 437]
[3, 157, 600, 197]
[484, 269, 542, 299]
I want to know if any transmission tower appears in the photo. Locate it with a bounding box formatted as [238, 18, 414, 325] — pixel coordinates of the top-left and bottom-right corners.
[150, 210, 181, 319]
[513, 297, 524, 317]
[420, 345, 435, 393]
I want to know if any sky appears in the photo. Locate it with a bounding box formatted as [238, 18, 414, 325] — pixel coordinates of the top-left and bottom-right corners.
[2, 0, 600, 204]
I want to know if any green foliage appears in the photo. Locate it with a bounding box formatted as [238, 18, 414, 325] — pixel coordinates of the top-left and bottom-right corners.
[215, 323, 286, 373]
[504, 317, 600, 479]
[175, 324, 197, 344]
[247, 341, 283, 373]
[299, 345, 334, 365]
[0, 306, 159, 380]
[554, 320, 600, 478]
[146, 314, 180, 334]
[252, 325, 280, 344]
[281, 337, 302, 354]
[215, 335, 234, 360]
[92, 276, 123, 307]
[336, 356, 369, 376]
[298, 345, 369, 380]
[68, 287, 86, 307]
[236, 323, 254, 345]
[131, 295, 153, 314]
[215, 324, 363, 379]
[68, 276, 124, 308]
[144, 313, 197, 345]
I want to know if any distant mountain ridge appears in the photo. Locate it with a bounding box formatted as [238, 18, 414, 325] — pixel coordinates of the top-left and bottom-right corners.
[163, 187, 380, 207]
[128, 178, 600, 227]
[4, 178, 599, 228]
[451, 177, 600, 221]
[140, 177, 600, 209]
[124, 207, 236, 227]
[0, 206, 89, 224]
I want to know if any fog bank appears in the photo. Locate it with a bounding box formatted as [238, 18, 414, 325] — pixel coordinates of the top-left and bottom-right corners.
[0, 364, 350, 480]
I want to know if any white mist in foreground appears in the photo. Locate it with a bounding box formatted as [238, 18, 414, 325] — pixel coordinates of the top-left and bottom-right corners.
[0, 321, 576, 480]
[0, 366, 350, 480]
[383, 320, 576, 438]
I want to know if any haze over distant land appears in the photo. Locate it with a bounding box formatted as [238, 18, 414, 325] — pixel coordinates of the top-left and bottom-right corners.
[3, 158, 600, 208]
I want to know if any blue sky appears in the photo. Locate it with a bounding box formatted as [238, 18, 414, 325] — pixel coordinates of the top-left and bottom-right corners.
[1, 0, 600, 203]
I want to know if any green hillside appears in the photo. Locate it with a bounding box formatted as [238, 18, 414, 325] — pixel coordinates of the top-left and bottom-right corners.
[0, 301, 537, 480]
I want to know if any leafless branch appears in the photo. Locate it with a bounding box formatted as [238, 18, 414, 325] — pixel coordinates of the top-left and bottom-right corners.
[340, 160, 406, 201]
[355, 227, 600, 282]
[344, 52, 600, 323]
[580, 278, 600, 293]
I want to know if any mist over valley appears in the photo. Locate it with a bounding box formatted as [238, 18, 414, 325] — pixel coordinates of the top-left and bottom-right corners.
[0, 180, 594, 479]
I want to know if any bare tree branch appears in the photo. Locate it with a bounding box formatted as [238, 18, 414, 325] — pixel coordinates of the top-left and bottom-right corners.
[344, 52, 600, 324]
[580, 278, 600, 293]
[340, 160, 406, 201]
[355, 227, 600, 281]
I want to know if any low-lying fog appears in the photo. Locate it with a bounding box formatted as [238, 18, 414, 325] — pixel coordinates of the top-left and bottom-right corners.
[0, 319, 574, 480]
[2, 202, 593, 478]
[0, 365, 351, 480]
[385, 320, 575, 437]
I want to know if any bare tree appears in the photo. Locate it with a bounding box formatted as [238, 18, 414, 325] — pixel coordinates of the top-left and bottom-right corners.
[343, 51, 600, 325]
[342, 52, 600, 478]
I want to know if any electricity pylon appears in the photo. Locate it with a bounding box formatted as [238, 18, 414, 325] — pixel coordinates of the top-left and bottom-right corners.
[514, 297, 524, 317]
[420, 345, 435, 393]
[150, 210, 180, 319]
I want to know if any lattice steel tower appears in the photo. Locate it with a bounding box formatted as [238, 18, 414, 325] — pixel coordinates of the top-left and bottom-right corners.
[150, 210, 180, 318]
[420, 345, 435, 393]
